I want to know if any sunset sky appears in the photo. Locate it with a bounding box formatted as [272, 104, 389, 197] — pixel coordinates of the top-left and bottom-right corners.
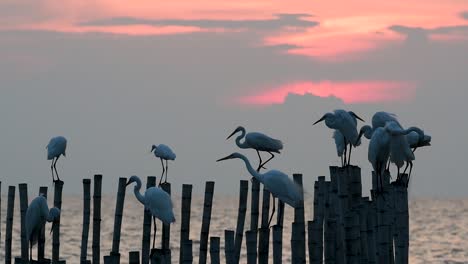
[1, 0, 467, 196]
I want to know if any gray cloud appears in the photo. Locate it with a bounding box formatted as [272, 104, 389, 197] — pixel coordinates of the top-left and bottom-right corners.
[79, 13, 318, 31]
[389, 23, 468, 39]
[461, 11, 468, 20]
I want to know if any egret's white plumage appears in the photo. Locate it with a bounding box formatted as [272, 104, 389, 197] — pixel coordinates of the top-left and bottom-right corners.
[151, 144, 176, 185]
[367, 127, 391, 189]
[46, 136, 67, 182]
[25, 195, 60, 261]
[126, 175, 175, 249]
[227, 126, 283, 171]
[372, 111, 401, 130]
[314, 110, 364, 166]
[333, 130, 346, 166]
[407, 131, 431, 150]
[217, 152, 302, 226]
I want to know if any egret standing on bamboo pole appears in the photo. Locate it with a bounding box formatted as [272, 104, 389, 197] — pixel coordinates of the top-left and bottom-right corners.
[151, 144, 176, 186]
[313, 110, 364, 166]
[226, 126, 283, 171]
[126, 175, 175, 253]
[25, 195, 60, 262]
[217, 152, 302, 227]
[46, 136, 67, 183]
[363, 127, 391, 191]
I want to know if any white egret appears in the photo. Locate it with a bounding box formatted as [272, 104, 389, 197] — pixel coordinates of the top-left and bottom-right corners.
[217, 152, 303, 227]
[313, 110, 364, 166]
[357, 112, 402, 142]
[46, 136, 67, 183]
[25, 195, 61, 262]
[333, 130, 346, 167]
[151, 144, 176, 185]
[226, 126, 283, 171]
[126, 175, 175, 250]
[407, 131, 431, 152]
[367, 127, 391, 190]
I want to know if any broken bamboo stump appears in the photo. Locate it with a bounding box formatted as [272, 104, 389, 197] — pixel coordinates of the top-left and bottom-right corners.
[179, 184, 192, 264]
[234, 180, 248, 263]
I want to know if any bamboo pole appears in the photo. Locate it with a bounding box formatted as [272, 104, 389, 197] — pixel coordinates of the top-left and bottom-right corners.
[291, 222, 306, 264]
[324, 218, 336, 264]
[5, 186, 15, 264]
[394, 174, 409, 264]
[250, 178, 260, 231]
[198, 181, 215, 264]
[367, 199, 377, 264]
[307, 220, 319, 264]
[80, 179, 91, 264]
[179, 184, 192, 264]
[258, 185, 271, 264]
[19, 183, 28, 261]
[142, 176, 156, 264]
[129, 251, 140, 264]
[344, 210, 361, 264]
[110, 177, 128, 263]
[359, 198, 369, 264]
[245, 231, 257, 264]
[52, 180, 64, 263]
[224, 230, 235, 264]
[38, 186, 48, 261]
[375, 171, 390, 264]
[160, 182, 172, 263]
[210, 237, 220, 264]
[182, 240, 193, 264]
[329, 167, 345, 264]
[92, 174, 103, 264]
[272, 225, 282, 264]
[234, 180, 248, 263]
[293, 173, 306, 263]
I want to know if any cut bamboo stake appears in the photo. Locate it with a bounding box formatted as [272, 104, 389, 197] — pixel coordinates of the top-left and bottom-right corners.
[52, 180, 64, 263]
[308, 220, 320, 264]
[394, 174, 409, 264]
[324, 218, 337, 264]
[5, 186, 15, 264]
[245, 231, 257, 264]
[344, 210, 361, 264]
[92, 174, 103, 264]
[19, 183, 29, 261]
[160, 182, 172, 263]
[198, 181, 215, 264]
[38, 186, 48, 261]
[110, 177, 127, 263]
[291, 222, 306, 264]
[182, 240, 193, 264]
[359, 198, 369, 264]
[367, 199, 377, 264]
[293, 173, 306, 264]
[234, 180, 249, 263]
[224, 230, 235, 264]
[332, 167, 346, 264]
[250, 178, 260, 231]
[129, 251, 140, 264]
[258, 187, 270, 264]
[142, 176, 156, 264]
[210, 237, 220, 264]
[80, 179, 91, 264]
[179, 184, 192, 264]
[272, 225, 283, 264]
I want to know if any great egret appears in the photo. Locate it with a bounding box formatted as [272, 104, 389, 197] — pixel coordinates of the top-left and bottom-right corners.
[313, 110, 364, 166]
[46, 136, 67, 183]
[25, 195, 61, 262]
[226, 126, 283, 171]
[126, 175, 175, 250]
[151, 144, 176, 185]
[407, 131, 431, 152]
[217, 152, 302, 227]
[333, 130, 346, 167]
[385, 121, 425, 185]
[357, 112, 401, 142]
[367, 127, 391, 191]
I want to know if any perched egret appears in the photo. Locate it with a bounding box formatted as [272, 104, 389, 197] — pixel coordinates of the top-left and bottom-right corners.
[333, 130, 346, 167]
[226, 126, 283, 171]
[151, 144, 176, 185]
[357, 112, 401, 143]
[217, 152, 302, 227]
[25, 195, 61, 262]
[313, 110, 364, 166]
[407, 131, 431, 152]
[367, 127, 391, 190]
[385, 121, 425, 185]
[126, 175, 175, 250]
[46, 136, 67, 183]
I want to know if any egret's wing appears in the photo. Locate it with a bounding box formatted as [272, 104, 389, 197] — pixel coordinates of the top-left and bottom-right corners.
[333, 130, 345, 157]
[246, 132, 283, 151]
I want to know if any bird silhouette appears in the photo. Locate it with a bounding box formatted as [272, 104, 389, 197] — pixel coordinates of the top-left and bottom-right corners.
[46, 136, 67, 183]
[151, 144, 176, 186]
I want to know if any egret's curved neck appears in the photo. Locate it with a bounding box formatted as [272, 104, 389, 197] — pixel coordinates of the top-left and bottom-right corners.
[46, 209, 54, 222]
[403, 127, 424, 141]
[235, 127, 249, 149]
[132, 177, 146, 205]
[236, 154, 264, 182]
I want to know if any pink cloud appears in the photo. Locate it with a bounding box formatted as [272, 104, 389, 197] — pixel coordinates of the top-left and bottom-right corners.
[237, 80, 416, 105]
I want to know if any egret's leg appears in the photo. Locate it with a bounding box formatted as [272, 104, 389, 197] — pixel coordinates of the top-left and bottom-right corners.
[348, 144, 353, 166]
[165, 160, 169, 183]
[407, 161, 413, 187]
[340, 155, 344, 167]
[51, 158, 55, 182]
[261, 152, 275, 169]
[268, 197, 276, 228]
[159, 158, 165, 186]
[343, 144, 348, 167]
[402, 162, 410, 176]
[54, 156, 61, 182]
[412, 147, 417, 154]
[256, 150, 263, 172]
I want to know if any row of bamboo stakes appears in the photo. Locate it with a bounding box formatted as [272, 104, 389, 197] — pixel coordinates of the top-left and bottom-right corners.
[1, 165, 409, 263]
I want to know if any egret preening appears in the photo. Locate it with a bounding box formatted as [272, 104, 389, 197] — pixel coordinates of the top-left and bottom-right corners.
[25, 195, 61, 262]
[151, 144, 176, 185]
[367, 127, 391, 191]
[126, 175, 175, 251]
[226, 126, 283, 171]
[313, 110, 365, 166]
[46, 136, 67, 183]
[407, 131, 431, 153]
[356, 112, 401, 143]
[216, 152, 303, 227]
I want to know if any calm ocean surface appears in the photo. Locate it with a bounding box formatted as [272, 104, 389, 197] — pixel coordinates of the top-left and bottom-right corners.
[1, 196, 467, 263]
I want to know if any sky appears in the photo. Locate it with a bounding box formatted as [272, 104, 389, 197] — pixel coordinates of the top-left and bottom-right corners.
[0, 0, 467, 197]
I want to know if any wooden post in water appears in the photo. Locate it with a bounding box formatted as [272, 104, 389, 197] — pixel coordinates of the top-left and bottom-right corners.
[394, 174, 409, 264]
[19, 183, 29, 261]
[160, 182, 172, 263]
[92, 174, 103, 264]
[224, 230, 235, 264]
[272, 200, 285, 264]
[332, 167, 346, 264]
[129, 251, 140, 264]
[245, 231, 257, 264]
[198, 181, 215, 264]
[80, 179, 92, 264]
[38, 186, 48, 261]
[258, 186, 270, 264]
[182, 240, 193, 264]
[52, 180, 64, 263]
[308, 220, 322, 264]
[359, 197, 369, 264]
[366, 198, 377, 264]
[142, 176, 156, 264]
[5, 186, 15, 264]
[374, 171, 390, 264]
[110, 177, 128, 263]
[179, 184, 192, 264]
[293, 173, 306, 264]
[249, 178, 260, 262]
[324, 218, 337, 264]
[210, 237, 220, 264]
[234, 180, 248, 263]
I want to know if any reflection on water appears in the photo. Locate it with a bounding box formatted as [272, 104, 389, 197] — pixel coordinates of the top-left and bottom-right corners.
[0, 196, 467, 263]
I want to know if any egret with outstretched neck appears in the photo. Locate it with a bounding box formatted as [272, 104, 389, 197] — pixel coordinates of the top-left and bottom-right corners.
[226, 126, 283, 171]
[217, 152, 302, 227]
[151, 144, 176, 185]
[26, 195, 61, 262]
[46, 136, 67, 183]
[126, 175, 175, 251]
